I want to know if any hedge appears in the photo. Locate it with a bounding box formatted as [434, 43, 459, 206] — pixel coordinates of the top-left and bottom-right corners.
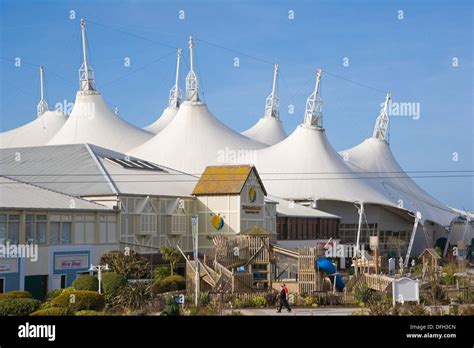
[152, 275, 186, 294]
[75, 310, 105, 316]
[0, 298, 41, 316]
[30, 307, 69, 316]
[44, 289, 63, 301]
[102, 272, 126, 300]
[53, 290, 105, 312]
[72, 275, 99, 291]
[0, 290, 33, 301]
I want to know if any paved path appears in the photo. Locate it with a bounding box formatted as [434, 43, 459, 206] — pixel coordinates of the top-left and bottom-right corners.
[227, 307, 365, 316]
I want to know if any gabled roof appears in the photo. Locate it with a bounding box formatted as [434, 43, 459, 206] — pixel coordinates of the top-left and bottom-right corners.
[192, 165, 267, 196]
[0, 176, 112, 211]
[418, 248, 441, 260]
[0, 144, 197, 198]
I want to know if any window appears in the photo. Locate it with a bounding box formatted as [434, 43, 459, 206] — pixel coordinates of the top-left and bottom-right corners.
[61, 223, 71, 244]
[8, 215, 19, 244]
[25, 215, 47, 245]
[74, 215, 95, 244]
[99, 215, 117, 243]
[50, 222, 60, 245]
[50, 217, 72, 245]
[171, 215, 186, 234]
[105, 157, 165, 171]
[0, 215, 5, 244]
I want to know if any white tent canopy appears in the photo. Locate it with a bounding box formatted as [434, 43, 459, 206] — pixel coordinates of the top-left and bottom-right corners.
[132, 36, 266, 174]
[47, 18, 153, 153]
[48, 92, 153, 153]
[133, 101, 266, 175]
[341, 137, 458, 226]
[144, 48, 182, 134]
[144, 106, 179, 134]
[255, 123, 396, 205]
[0, 66, 68, 148]
[1, 110, 67, 149]
[339, 93, 459, 226]
[242, 64, 287, 145]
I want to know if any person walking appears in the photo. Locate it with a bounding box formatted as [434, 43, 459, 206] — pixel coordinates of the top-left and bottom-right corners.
[277, 284, 291, 313]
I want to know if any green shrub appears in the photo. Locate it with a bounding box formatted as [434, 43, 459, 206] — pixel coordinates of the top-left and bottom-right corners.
[114, 281, 152, 309]
[30, 307, 69, 316]
[232, 297, 253, 308]
[198, 292, 211, 307]
[161, 297, 180, 316]
[100, 250, 151, 279]
[45, 289, 63, 301]
[354, 284, 374, 305]
[0, 298, 41, 316]
[153, 266, 171, 282]
[53, 290, 105, 312]
[75, 310, 105, 316]
[0, 290, 33, 301]
[252, 296, 267, 308]
[72, 275, 99, 291]
[153, 275, 185, 294]
[102, 272, 126, 302]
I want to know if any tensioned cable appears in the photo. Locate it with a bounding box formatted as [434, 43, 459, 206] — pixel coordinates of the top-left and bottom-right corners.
[87, 19, 178, 50]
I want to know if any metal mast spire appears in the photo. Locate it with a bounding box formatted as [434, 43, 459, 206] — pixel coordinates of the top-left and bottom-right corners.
[185, 36, 199, 102]
[79, 18, 96, 92]
[36, 65, 49, 117]
[373, 92, 391, 141]
[264, 64, 279, 118]
[169, 48, 182, 108]
[304, 68, 323, 128]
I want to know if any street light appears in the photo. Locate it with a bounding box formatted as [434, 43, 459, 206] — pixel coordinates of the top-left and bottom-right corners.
[89, 263, 109, 294]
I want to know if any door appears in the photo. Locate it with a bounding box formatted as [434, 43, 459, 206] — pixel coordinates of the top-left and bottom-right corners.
[24, 275, 48, 301]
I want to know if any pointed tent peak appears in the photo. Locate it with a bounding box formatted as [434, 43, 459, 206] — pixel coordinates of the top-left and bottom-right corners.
[78, 17, 97, 94]
[37, 65, 49, 117]
[264, 64, 279, 119]
[303, 68, 323, 128]
[372, 91, 391, 141]
[168, 48, 183, 108]
[185, 35, 199, 102]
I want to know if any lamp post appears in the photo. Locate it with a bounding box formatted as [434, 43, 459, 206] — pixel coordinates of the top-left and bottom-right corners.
[89, 263, 109, 294]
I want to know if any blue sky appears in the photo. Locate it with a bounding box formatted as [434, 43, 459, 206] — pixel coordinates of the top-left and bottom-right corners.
[0, 0, 472, 210]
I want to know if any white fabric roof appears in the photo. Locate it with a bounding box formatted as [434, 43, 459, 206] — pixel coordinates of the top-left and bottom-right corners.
[254, 124, 397, 206]
[242, 116, 287, 145]
[144, 106, 179, 134]
[0, 176, 112, 211]
[340, 137, 459, 226]
[48, 92, 153, 153]
[132, 101, 267, 175]
[0, 144, 197, 198]
[268, 195, 340, 219]
[0, 110, 67, 149]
